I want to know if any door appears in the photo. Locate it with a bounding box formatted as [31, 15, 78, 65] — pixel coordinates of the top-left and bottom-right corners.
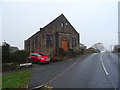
[31, 54, 38, 62]
[62, 40, 68, 51]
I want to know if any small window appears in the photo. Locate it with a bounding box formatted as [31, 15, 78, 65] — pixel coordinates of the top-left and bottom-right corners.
[72, 38, 76, 47]
[65, 23, 68, 25]
[61, 22, 64, 27]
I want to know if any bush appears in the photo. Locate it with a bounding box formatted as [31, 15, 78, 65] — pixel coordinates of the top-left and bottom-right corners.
[10, 50, 29, 63]
[57, 48, 66, 57]
[2, 63, 20, 72]
[26, 57, 32, 63]
[85, 49, 96, 54]
[75, 49, 85, 55]
[50, 56, 63, 62]
[66, 48, 76, 58]
[2, 42, 11, 63]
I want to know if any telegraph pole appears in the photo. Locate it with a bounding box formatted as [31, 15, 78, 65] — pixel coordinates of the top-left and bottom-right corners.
[118, 1, 120, 54]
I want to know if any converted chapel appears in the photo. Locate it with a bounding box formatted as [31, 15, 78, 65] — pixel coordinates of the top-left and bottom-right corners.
[24, 14, 80, 55]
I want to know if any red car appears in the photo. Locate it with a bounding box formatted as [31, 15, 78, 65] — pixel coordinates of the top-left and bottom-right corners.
[30, 52, 50, 64]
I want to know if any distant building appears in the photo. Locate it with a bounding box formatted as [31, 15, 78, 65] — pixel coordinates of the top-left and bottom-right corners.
[10, 46, 19, 52]
[24, 14, 80, 55]
[113, 45, 120, 52]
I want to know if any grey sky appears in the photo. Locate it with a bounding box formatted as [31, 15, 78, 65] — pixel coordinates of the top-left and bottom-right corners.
[1, 0, 119, 50]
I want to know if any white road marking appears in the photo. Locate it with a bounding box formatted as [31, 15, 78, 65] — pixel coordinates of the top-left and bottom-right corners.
[33, 84, 44, 89]
[101, 62, 108, 75]
[100, 54, 109, 75]
[100, 53, 117, 88]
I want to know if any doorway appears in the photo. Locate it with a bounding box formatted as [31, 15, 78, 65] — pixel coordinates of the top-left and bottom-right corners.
[62, 40, 68, 51]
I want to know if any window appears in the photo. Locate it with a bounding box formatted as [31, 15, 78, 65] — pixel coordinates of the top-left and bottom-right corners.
[46, 35, 50, 46]
[28, 40, 30, 52]
[31, 54, 38, 57]
[32, 38, 34, 52]
[46, 34, 53, 47]
[50, 35, 53, 46]
[61, 22, 64, 27]
[35, 36, 38, 49]
[65, 23, 68, 25]
[72, 38, 76, 47]
[31, 54, 41, 57]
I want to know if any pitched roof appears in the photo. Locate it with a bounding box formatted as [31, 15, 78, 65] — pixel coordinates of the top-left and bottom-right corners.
[43, 14, 65, 28]
[42, 14, 79, 34]
[10, 46, 19, 52]
[26, 14, 79, 40]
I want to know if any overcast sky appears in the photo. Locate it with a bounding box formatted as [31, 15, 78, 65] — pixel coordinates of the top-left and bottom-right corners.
[1, 0, 119, 51]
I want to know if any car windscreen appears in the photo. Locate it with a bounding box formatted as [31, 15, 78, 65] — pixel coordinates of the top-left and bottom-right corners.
[31, 54, 37, 56]
[31, 54, 47, 56]
[31, 54, 41, 57]
[38, 54, 46, 56]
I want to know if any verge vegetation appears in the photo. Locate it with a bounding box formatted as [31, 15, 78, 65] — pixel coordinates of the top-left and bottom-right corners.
[2, 42, 100, 68]
[2, 70, 31, 88]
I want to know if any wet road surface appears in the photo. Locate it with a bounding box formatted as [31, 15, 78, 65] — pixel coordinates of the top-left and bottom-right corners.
[29, 53, 119, 89]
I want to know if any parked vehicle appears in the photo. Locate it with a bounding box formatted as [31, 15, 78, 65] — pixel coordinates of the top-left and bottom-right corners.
[30, 52, 50, 64]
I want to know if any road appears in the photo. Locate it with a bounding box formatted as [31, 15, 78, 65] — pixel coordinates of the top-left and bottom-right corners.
[29, 53, 119, 89]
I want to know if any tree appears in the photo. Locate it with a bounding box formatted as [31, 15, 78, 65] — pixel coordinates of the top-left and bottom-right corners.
[2, 42, 11, 63]
[92, 42, 105, 52]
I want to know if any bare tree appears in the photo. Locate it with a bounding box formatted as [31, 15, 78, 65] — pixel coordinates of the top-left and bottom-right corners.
[92, 42, 105, 52]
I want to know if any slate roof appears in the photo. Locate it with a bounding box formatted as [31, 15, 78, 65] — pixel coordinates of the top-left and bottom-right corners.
[10, 46, 19, 52]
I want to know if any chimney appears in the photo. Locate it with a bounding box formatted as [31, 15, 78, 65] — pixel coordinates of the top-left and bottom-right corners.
[40, 28, 43, 31]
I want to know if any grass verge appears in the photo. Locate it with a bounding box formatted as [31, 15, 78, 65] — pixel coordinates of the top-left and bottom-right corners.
[2, 70, 31, 88]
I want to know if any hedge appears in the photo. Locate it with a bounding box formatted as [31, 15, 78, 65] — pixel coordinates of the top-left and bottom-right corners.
[66, 48, 76, 58]
[10, 50, 29, 63]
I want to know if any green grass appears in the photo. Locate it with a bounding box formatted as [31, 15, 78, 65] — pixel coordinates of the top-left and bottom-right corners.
[2, 70, 31, 88]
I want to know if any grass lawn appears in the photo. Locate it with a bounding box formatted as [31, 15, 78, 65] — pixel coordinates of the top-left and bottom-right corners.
[2, 70, 31, 88]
